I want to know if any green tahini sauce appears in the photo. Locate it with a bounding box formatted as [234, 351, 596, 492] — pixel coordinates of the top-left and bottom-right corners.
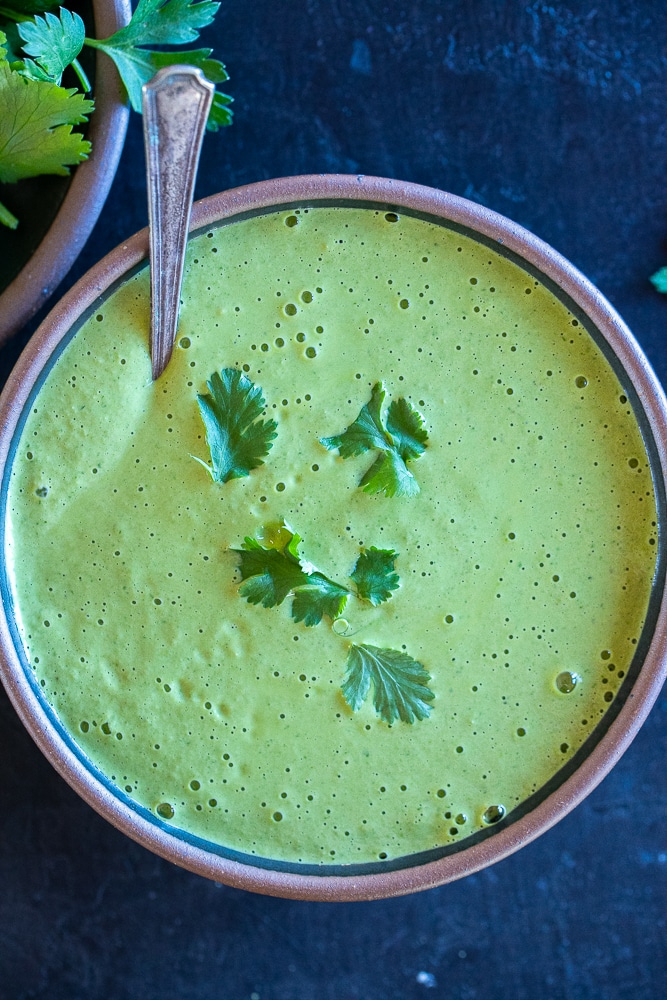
[5, 207, 658, 866]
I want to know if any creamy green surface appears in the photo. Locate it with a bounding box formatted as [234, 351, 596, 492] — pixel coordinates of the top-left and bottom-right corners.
[5, 207, 658, 866]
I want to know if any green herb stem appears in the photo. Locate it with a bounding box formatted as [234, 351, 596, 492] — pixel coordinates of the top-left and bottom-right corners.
[71, 54, 89, 91]
[0, 7, 31, 23]
[0, 198, 19, 229]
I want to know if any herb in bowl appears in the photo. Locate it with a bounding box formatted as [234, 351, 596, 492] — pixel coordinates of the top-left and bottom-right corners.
[321, 382, 429, 498]
[232, 526, 434, 725]
[0, 0, 232, 229]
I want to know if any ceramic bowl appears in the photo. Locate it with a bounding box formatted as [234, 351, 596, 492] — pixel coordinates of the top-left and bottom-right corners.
[0, 0, 131, 344]
[0, 174, 666, 900]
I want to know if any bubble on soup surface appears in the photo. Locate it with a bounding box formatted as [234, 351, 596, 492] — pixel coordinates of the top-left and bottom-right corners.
[482, 804, 505, 825]
[555, 671, 580, 694]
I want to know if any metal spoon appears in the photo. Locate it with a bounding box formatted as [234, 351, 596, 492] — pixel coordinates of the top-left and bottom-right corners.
[142, 66, 213, 380]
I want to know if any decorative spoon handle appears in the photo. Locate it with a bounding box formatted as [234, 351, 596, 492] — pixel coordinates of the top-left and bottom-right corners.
[142, 66, 213, 380]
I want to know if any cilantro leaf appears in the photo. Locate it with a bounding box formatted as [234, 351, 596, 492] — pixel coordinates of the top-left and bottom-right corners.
[234, 534, 309, 608]
[350, 547, 400, 606]
[86, 40, 228, 117]
[650, 266, 667, 294]
[0, 22, 24, 63]
[232, 527, 350, 626]
[0, 55, 92, 183]
[291, 574, 349, 627]
[321, 382, 428, 498]
[18, 8, 85, 84]
[359, 450, 419, 498]
[105, 0, 219, 48]
[342, 644, 434, 724]
[195, 369, 278, 484]
[207, 87, 233, 130]
[86, 0, 232, 128]
[321, 382, 390, 458]
[385, 396, 428, 461]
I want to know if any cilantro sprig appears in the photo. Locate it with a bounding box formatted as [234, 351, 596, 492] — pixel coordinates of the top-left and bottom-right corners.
[321, 382, 428, 498]
[0, 29, 93, 228]
[233, 528, 399, 624]
[0, 0, 232, 228]
[195, 369, 278, 484]
[235, 530, 350, 626]
[85, 0, 232, 128]
[232, 526, 433, 724]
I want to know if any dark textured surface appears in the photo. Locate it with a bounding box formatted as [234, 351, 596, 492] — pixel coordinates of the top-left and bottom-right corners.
[1, 2, 666, 997]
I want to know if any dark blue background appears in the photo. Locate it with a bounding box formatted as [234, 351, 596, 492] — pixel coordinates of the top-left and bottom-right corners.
[1, 2, 666, 997]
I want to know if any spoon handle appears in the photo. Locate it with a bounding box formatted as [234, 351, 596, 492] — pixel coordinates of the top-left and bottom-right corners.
[142, 66, 214, 380]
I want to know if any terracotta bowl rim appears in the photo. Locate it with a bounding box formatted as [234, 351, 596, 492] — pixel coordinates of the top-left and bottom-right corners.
[0, 0, 132, 345]
[1, 173, 666, 901]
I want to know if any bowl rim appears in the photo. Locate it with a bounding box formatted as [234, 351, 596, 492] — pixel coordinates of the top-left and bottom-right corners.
[0, 0, 132, 345]
[1, 173, 666, 901]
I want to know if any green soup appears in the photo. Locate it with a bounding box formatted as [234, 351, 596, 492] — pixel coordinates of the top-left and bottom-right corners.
[4, 206, 658, 869]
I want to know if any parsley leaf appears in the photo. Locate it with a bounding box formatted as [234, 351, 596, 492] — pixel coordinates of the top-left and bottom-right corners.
[195, 368, 278, 484]
[350, 547, 399, 606]
[232, 527, 350, 626]
[86, 0, 232, 128]
[321, 382, 428, 498]
[0, 45, 92, 184]
[18, 8, 85, 85]
[650, 266, 667, 294]
[342, 644, 434, 724]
